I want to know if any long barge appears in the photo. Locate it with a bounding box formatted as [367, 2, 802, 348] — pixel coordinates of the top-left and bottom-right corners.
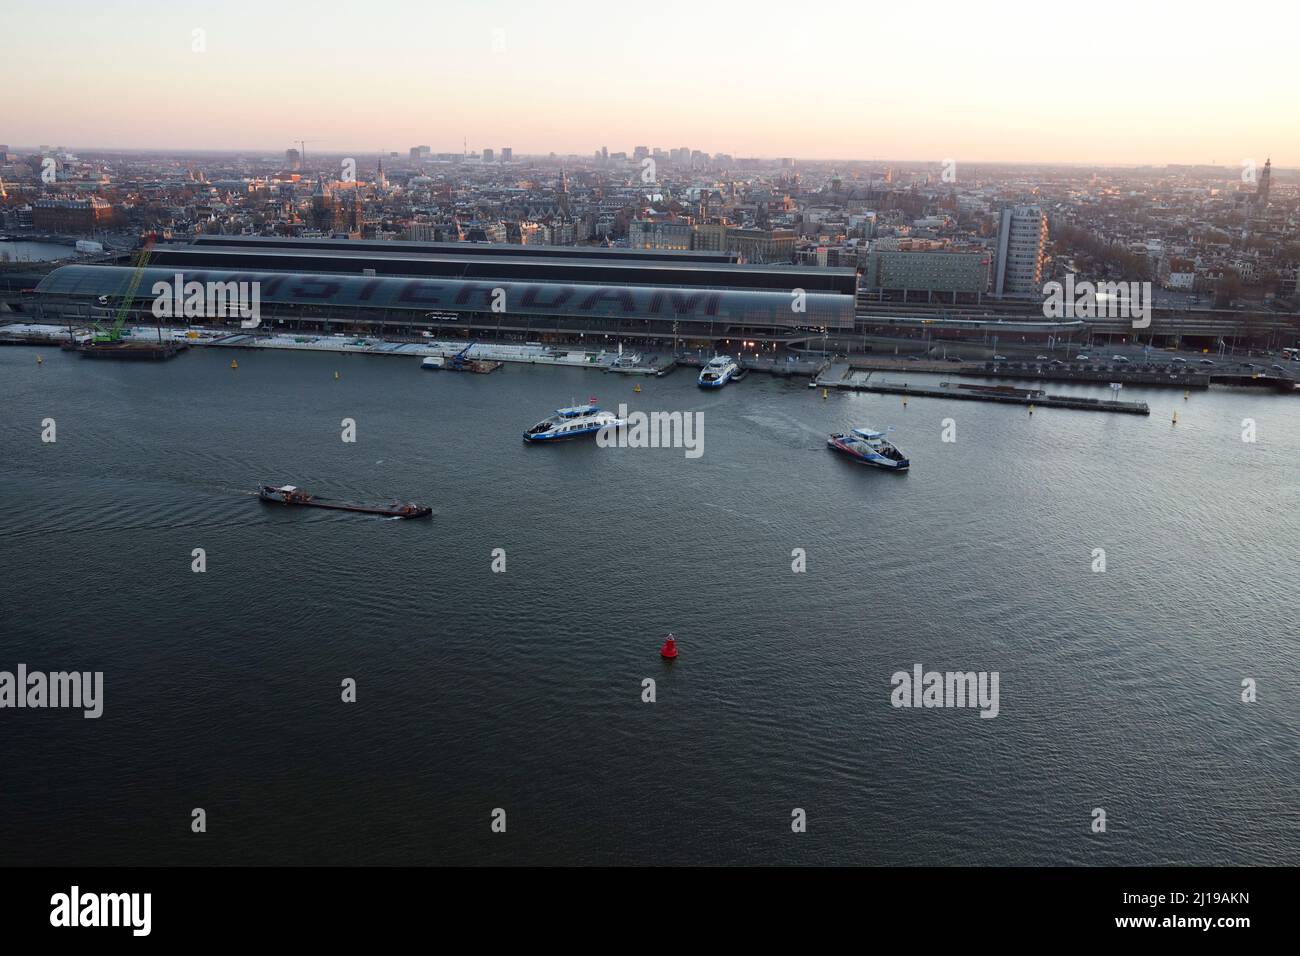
[258, 484, 432, 518]
[62, 341, 188, 360]
[815, 374, 1150, 415]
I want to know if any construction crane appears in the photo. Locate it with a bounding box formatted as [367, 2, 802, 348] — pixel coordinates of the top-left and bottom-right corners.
[448, 340, 477, 370]
[93, 235, 156, 344]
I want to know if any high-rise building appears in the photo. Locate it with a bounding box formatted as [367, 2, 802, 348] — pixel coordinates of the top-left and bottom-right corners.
[993, 205, 1048, 296]
[285, 148, 301, 171]
[482, 148, 494, 163]
[501, 147, 512, 163]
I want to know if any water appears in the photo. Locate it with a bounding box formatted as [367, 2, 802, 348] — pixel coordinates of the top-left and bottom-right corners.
[1, 346, 1297, 865]
[0, 240, 78, 263]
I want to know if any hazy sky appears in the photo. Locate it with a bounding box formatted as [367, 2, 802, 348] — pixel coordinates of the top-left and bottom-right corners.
[3, 0, 1296, 165]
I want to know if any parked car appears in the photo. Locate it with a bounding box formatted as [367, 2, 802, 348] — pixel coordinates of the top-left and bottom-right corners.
[1171, 357, 1187, 364]
[1112, 355, 1129, 363]
[1199, 359, 1216, 366]
[993, 354, 1007, 361]
[1035, 354, 1049, 360]
[1076, 354, 1090, 360]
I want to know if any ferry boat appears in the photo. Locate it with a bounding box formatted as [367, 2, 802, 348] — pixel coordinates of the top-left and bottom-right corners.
[697, 355, 739, 388]
[258, 484, 433, 518]
[827, 427, 910, 471]
[523, 403, 625, 442]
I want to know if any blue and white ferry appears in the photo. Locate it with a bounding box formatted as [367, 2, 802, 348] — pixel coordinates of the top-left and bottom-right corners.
[697, 355, 739, 388]
[523, 403, 625, 442]
[827, 427, 910, 471]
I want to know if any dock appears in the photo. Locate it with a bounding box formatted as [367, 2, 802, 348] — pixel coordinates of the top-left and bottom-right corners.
[676, 351, 830, 379]
[815, 365, 1151, 415]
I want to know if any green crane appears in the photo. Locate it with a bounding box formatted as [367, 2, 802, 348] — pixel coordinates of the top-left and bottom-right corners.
[92, 236, 155, 344]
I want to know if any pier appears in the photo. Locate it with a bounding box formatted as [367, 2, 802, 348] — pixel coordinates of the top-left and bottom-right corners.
[814, 365, 1151, 415]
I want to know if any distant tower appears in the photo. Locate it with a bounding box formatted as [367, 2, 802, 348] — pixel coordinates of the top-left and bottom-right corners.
[558, 169, 571, 218]
[376, 153, 386, 190]
[1256, 157, 1271, 209]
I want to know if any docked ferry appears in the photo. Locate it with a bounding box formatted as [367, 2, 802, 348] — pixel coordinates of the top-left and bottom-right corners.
[523, 403, 625, 442]
[827, 427, 910, 471]
[697, 355, 740, 388]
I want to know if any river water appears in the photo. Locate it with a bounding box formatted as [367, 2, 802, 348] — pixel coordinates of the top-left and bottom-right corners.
[1, 345, 1296, 864]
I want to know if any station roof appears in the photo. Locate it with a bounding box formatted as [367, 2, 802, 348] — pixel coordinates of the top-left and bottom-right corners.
[35, 265, 857, 328]
[192, 234, 739, 264]
[150, 244, 859, 295]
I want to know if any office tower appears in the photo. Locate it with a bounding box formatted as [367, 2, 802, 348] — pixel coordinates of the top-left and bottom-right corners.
[501, 147, 512, 163]
[994, 205, 1048, 296]
[285, 148, 301, 171]
[482, 148, 494, 163]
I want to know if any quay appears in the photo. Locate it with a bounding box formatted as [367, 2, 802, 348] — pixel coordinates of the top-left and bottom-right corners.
[0, 322, 664, 373]
[814, 364, 1151, 415]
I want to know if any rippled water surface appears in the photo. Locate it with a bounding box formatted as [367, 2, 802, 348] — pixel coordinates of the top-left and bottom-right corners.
[1, 346, 1297, 864]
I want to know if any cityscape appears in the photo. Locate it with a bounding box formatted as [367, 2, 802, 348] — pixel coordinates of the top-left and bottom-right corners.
[0, 0, 1295, 934]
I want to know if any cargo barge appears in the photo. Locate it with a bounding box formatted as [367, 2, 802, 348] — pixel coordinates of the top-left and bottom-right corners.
[62, 341, 188, 360]
[258, 484, 433, 518]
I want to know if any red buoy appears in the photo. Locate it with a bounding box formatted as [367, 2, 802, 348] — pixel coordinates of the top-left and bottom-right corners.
[660, 634, 678, 659]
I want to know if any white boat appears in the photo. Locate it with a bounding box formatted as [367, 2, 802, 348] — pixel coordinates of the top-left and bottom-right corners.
[827, 427, 910, 471]
[697, 355, 739, 388]
[523, 403, 625, 442]
[421, 356, 444, 370]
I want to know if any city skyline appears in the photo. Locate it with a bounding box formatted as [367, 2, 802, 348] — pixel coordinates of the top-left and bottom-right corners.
[3, 0, 1296, 166]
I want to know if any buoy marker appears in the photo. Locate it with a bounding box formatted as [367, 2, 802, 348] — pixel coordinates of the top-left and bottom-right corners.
[230, 359, 238, 369]
[660, 634, 678, 660]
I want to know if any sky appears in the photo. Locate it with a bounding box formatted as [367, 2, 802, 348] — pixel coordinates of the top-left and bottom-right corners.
[3, 0, 1297, 166]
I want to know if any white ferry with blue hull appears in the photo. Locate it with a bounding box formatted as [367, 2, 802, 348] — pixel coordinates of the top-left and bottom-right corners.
[828, 427, 910, 471]
[523, 403, 625, 442]
[698, 355, 739, 388]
